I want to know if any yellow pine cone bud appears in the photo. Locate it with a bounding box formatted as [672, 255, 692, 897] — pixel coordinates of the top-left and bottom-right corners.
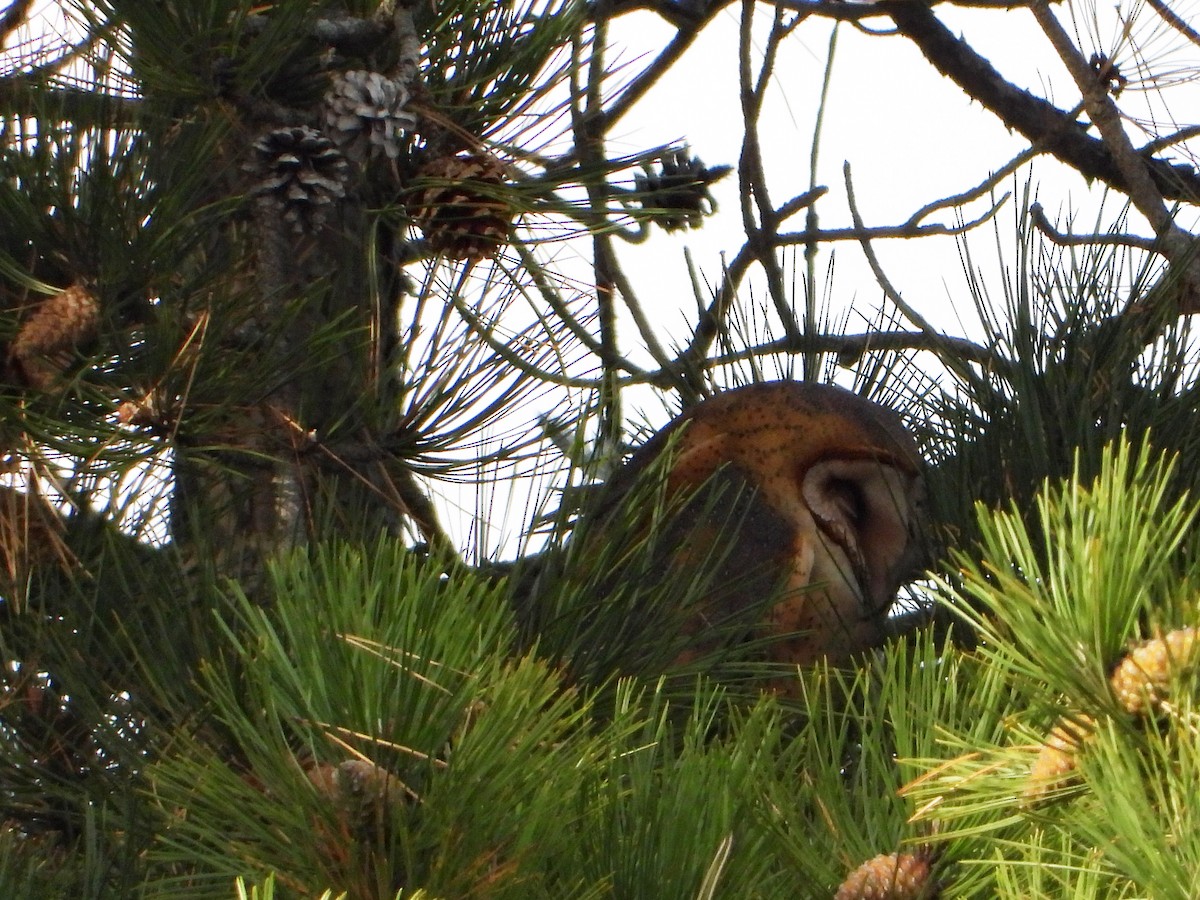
[834, 851, 936, 900]
[1111, 627, 1198, 715]
[1022, 714, 1094, 805]
[11, 283, 100, 390]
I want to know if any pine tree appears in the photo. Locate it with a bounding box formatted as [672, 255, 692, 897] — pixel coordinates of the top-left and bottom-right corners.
[2, 1, 1200, 898]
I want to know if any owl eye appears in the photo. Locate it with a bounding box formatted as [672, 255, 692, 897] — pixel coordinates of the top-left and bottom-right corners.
[802, 465, 871, 545]
[824, 476, 868, 532]
[802, 458, 916, 590]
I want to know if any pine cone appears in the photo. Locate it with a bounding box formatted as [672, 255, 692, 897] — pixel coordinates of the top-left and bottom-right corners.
[1022, 714, 1094, 805]
[409, 152, 511, 261]
[9, 283, 99, 390]
[323, 69, 416, 163]
[1111, 627, 1198, 715]
[834, 851, 937, 900]
[633, 148, 730, 231]
[249, 126, 349, 233]
[307, 758, 404, 833]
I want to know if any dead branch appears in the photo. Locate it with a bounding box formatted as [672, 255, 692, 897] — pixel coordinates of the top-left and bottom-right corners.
[709, 329, 998, 371]
[843, 162, 1001, 391]
[773, 202, 1005, 246]
[903, 144, 1041, 227]
[1029, 202, 1158, 251]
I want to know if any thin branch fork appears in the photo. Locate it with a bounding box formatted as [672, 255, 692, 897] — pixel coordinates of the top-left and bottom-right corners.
[737, 0, 803, 339]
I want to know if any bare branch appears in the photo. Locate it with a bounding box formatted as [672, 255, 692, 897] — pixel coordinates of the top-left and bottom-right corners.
[702, 329, 999, 372]
[1029, 202, 1158, 251]
[605, 240, 686, 383]
[672, 238, 760, 372]
[842, 163, 1000, 387]
[737, 0, 803, 339]
[844, 164, 940, 338]
[900, 144, 1042, 228]
[774, 201, 1005, 245]
[774, 186, 829, 225]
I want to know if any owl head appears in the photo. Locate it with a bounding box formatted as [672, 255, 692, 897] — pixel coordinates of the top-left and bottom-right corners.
[604, 381, 925, 667]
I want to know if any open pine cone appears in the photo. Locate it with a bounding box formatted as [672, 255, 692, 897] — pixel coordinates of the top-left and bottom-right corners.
[324, 69, 416, 163]
[408, 152, 512, 261]
[248, 126, 349, 233]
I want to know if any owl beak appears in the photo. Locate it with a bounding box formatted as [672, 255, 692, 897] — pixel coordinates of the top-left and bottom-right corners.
[816, 524, 886, 621]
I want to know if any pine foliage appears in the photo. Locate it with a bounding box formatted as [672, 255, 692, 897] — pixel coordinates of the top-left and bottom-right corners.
[138, 441, 1200, 897]
[3, 0, 1200, 897]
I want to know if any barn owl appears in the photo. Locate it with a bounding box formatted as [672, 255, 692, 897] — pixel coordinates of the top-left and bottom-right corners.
[591, 381, 925, 667]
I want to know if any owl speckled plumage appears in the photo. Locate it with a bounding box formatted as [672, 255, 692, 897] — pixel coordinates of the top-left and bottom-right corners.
[596, 381, 925, 667]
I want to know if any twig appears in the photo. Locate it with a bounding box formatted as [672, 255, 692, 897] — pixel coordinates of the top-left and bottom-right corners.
[900, 143, 1042, 229]
[1029, 202, 1158, 251]
[606, 252, 682, 379]
[844, 164, 939, 337]
[844, 163, 990, 385]
[1139, 125, 1200, 156]
[714, 329, 997, 370]
[804, 24, 840, 380]
[672, 239, 759, 374]
[737, 0, 802, 339]
[775, 186, 829, 223]
[506, 244, 609, 357]
[774, 202, 1005, 245]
